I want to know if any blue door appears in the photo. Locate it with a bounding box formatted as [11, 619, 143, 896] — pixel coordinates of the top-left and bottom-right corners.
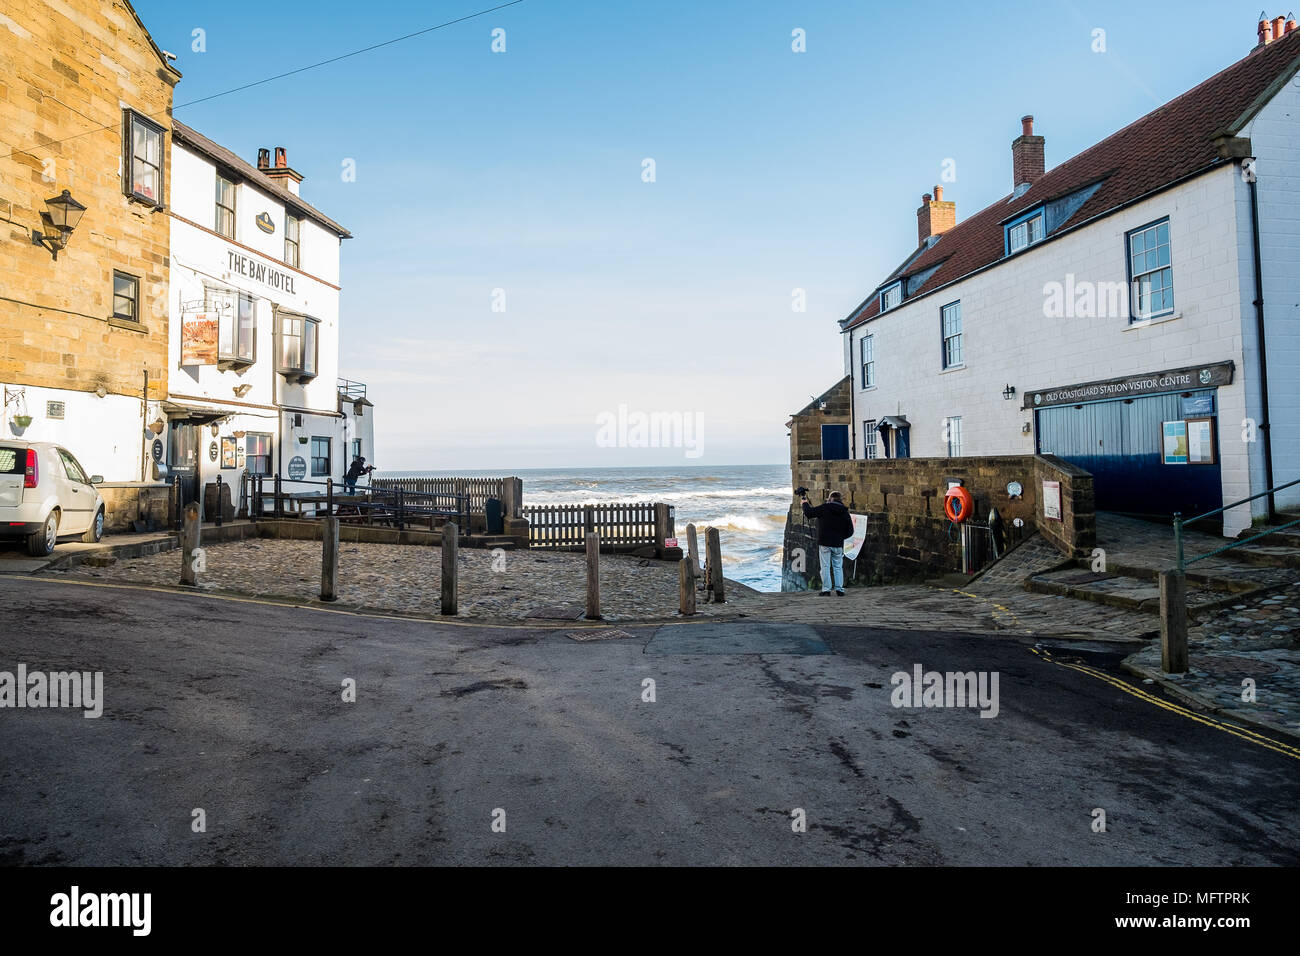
[821, 424, 849, 460]
[1036, 391, 1221, 516]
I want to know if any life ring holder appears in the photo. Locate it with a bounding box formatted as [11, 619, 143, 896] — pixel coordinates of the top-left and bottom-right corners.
[943, 485, 974, 524]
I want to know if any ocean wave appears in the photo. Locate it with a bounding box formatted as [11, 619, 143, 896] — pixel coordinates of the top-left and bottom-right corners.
[655, 486, 791, 501]
[694, 513, 785, 533]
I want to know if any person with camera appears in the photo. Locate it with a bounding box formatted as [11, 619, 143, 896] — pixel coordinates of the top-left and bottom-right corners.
[798, 487, 853, 596]
[344, 456, 375, 496]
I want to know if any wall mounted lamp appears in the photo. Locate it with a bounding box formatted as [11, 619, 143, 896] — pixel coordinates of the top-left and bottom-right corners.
[1002, 384, 1016, 400]
[31, 189, 87, 260]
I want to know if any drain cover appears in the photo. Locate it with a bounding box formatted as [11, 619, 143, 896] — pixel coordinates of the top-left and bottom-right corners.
[567, 628, 637, 642]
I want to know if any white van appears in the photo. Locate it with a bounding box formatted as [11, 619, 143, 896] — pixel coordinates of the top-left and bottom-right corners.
[0, 442, 105, 556]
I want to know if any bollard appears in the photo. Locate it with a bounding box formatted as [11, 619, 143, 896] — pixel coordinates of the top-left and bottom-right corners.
[1159, 569, 1189, 673]
[274, 473, 283, 518]
[441, 521, 458, 615]
[679, 556, 696, 616]
[686, 522, 701, 582]
[706, 526, 725, 603]
[585, 531, 602, 620]
[215, 474, 224, 528]
[327, 477, 334, 517]
[321, 516, 339, 602]
[179, 503, 200, 586]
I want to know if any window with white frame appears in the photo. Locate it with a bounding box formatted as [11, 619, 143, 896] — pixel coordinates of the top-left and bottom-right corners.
[123, 110, 164, 206]
[860, 334, 875, 387]
[285, 214, 301, 269]
[1006, 211, 1044, 254]
[941, 301, 962, 369]
[863, 419, 878, 459]
[1128, 218, 1173, 321]
[277, 312, 319, 380]
[246, 433, 272, 475]
[879, 282, 901, 312]
[945, 416, 963, 457]
[215, 175, 236, 238]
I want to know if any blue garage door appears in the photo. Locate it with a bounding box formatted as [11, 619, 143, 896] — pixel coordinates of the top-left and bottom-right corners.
[1036, 390, 1222, 517]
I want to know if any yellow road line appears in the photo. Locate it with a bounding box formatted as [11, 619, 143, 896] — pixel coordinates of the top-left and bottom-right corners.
[1030, 647, 1300, 761]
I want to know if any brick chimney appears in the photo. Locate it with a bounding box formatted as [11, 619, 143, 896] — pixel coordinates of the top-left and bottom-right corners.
[259, 144, 304, 196]
[1012, 115, 1045, 195]
[917, 185, 956, 246]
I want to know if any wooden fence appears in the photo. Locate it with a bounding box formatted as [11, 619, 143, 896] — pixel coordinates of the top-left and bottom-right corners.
[524, 501, 667, 550]
[371, 476, 519, 516]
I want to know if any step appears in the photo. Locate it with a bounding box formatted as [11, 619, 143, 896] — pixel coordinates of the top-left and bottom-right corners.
[1223, 544, 1300, 570]
[1026, 568, 1236, 615]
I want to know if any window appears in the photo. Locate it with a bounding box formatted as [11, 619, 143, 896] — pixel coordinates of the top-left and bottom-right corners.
[123, 110, 164, 206]
[941, 301, 963, 368]
[112, 271, 139, 323]
[246, 433, 272, 475]
[351, 439, 362, 462]
[310, 437, 330, 477]
[284, 214, 300, 268]
[945, 416, 963, 457]
[58, 449, 89, 484]
[879, 282, 902, 312]
[863, 420, 878, 460]
[860, 335, 875, 388]
[217, 293, 256, 366]
[1128, 218, 1173, 321]
[277, 312, 319, 380]
[215, 175, 236, 238]
[1006, 210, 1044, 254]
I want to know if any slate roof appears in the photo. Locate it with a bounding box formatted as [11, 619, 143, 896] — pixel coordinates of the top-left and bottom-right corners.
[172, 120, 352, 239]
[842, 29, 1300, 331]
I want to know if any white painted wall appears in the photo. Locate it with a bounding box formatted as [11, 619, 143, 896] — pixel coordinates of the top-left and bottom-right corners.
[0, 385, 148, 482]
[844, 163, 1255, 534]
[1239, 75, 1300, 512]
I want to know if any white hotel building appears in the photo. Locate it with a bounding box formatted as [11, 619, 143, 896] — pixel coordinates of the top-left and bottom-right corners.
[838, 18, 1300, 536]
[163, 121, 372, 510]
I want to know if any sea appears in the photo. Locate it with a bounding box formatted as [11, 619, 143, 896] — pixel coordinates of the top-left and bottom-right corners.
[377, 464, 792, 592]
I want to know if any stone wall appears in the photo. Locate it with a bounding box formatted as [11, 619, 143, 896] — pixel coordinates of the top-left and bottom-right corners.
[99, 482, 172, 532]
[784, 454, 1094, 588]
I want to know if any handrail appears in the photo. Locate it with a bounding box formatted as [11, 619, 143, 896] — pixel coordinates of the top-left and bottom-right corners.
[245, 473, 470, 534]
[1173, 477, 1300, 572]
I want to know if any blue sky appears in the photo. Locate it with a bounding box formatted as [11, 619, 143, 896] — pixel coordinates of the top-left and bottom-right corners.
[134, 0, 1270, 470]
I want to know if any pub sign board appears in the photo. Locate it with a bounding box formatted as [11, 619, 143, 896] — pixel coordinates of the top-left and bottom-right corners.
[1022, 362, 1234, 410]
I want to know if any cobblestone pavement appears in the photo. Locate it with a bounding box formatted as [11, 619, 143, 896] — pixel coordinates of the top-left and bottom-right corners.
[1126, 580, 1300, 738]
[54, 539, 735, 623]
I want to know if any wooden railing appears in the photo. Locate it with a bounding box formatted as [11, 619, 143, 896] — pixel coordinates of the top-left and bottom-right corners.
[524, 501, 665, 550]
[370, 476, 519, 516]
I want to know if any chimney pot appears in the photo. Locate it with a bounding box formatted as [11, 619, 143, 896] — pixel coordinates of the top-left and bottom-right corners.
[1021, 115, 1034, 136]
[933, 185, 944, 202]
[257, 147, 270, 169]
[1288, 17, 1297, 33]
[922, 192, 932, 202]
[274, 146, 287, 168]
[1274, 15, 1287, 39]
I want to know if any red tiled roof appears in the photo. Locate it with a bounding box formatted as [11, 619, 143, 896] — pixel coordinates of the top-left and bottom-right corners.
[842, 30, 1300, 331]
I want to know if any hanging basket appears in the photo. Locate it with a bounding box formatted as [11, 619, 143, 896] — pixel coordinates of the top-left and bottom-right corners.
[297, 435, 308, 444]
[13, 415, 32, 428]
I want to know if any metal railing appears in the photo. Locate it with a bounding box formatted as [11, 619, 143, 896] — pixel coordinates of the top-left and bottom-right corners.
[1173, 476, 1300, 571]
[245, 474, 470, 534]
[337, 378, 367, 401]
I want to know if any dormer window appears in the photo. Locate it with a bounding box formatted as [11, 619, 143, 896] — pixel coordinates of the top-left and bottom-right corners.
[879, 281, 902, 312]
[1005, 209, 1045, 254]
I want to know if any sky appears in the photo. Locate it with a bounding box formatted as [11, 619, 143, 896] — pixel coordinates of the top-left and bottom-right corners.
[132, 0, 1272, 470]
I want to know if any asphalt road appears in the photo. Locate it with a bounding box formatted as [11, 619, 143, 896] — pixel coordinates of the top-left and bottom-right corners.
[0, 574, 1297, 865]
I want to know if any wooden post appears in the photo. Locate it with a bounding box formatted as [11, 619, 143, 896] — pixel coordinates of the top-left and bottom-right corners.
[441, 521, 458, 615]
[321, 516, 340, 601]
[654, 503, 670, 559]
[706, 526, 725, 603]
[585, 531, 602, 620]
[274, 473, 283, 518]
[1159, 570, 1189, 674]
[679, 557, 696, 616]
[686, 523, 701, 581]
[179, 503, 200, 586]
[326, 477, 334, 517]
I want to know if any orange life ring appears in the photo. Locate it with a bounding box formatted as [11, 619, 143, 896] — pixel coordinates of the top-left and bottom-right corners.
[944, 486, 974, 523]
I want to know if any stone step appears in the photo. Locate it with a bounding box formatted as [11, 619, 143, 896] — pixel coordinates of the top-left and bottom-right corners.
[1223, 543, 1300, 570]
[1026, 568, 1235, 615]
[462, 536, 517, 550]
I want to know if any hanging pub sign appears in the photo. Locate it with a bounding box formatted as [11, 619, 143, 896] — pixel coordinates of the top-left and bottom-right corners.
[180, 310, 219, 366]
[1023, 361, 1234, 410]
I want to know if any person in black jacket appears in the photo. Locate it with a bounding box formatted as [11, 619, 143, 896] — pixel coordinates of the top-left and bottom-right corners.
[800, 490, 854, 596]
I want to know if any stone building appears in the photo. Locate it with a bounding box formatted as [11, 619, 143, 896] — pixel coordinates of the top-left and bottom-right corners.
[0, 0, 181, 494]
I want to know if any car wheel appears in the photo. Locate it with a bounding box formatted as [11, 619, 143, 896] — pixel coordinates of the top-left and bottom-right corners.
[27, 511, 58, 557]
[82, 508, 104, 544]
